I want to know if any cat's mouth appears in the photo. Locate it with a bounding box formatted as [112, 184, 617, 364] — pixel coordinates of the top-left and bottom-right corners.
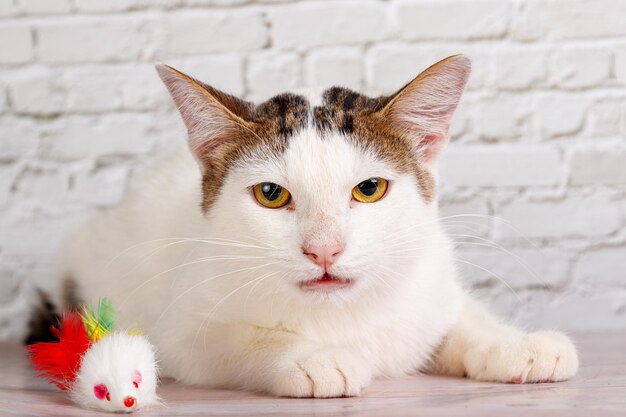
[298, 273, 352, 292]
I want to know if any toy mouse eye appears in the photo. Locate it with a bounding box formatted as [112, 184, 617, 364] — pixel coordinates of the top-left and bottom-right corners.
[132, 370, 142, 389]
[94, 384, 110, 401]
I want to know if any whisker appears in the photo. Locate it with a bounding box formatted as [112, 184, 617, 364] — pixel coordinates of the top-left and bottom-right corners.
[121, 254, 268, 308]
[105, 236, 275, 273]
[196, 270, 283, 352]
[243, 270, 288, 315]
[453, 257, 522, 302]
[447, 235, 545, 287]
[439, 214, 544, 253]
[155, 261, 281, 326]
[270, 274, 289, 322]
[380, 213, 512, 245]
[378, 230, 547, 290]
[375, 250, 522, 301]
[369, 269, 395, 293]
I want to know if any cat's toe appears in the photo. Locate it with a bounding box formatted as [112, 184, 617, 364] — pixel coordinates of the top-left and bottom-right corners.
[524, 331, 578, 383]
[270, 348, 371, 398]
[464, 331, 578, 384]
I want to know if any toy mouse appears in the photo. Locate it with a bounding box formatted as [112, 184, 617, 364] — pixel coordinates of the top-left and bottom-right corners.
[27, 299, 159, 413]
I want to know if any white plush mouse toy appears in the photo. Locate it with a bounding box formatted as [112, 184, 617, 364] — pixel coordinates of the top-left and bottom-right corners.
[28, 299, 159, 413]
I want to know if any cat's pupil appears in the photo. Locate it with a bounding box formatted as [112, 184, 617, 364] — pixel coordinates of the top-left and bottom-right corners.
[358, 179, 379, 196]
[261, 183, 282, 201]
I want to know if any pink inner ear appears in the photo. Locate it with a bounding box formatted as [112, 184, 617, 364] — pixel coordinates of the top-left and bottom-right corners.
[93, 384, 108, 400]
[419, 132, 448, 162]
[132, 370, 142, 385]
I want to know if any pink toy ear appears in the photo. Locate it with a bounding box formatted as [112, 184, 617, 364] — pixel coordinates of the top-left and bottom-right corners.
[132, 370, 142, 388]
[93, 384, 110, 401]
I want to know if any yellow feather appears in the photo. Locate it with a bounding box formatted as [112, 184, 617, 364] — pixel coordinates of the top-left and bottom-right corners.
[127, 326, 145, 336]
[81, 302, 114, 342]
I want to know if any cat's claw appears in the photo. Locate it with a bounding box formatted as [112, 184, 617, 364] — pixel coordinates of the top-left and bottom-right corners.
[464, 331, 579, 384]
[270, 348, 371, 398]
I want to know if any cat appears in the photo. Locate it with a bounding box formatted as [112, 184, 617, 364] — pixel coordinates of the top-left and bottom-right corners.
[29, 55, 578, 397]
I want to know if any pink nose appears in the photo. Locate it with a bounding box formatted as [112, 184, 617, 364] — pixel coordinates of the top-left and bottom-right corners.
[302, 244, 344, 269]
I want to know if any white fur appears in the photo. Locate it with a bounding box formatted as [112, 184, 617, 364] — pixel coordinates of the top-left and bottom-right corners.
[59, 132, 578, 395]
[57, 57, 578, 397]
[72, 333, 159, 412]
[60, 130, 463, 392]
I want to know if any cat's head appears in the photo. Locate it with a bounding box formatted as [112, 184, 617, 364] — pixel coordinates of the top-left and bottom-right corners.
[157, 55, 470, 306]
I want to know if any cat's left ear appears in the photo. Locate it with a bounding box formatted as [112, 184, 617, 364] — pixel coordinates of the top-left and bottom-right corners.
[376, 55, 471, 164]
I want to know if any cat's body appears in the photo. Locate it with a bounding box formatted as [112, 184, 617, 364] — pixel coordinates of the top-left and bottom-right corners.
[39, 56, 578, 397]
[61, 147, 463, 390]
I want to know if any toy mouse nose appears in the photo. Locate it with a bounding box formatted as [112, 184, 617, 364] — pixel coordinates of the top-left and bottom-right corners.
[302, 244, 344, 269]
[123, 396, 136, 408]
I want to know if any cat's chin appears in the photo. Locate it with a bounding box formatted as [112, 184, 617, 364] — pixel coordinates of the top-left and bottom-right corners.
[298, 273, 353, 293]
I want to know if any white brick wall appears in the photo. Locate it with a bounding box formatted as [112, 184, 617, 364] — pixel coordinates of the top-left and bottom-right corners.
[1, 0, 625, 340]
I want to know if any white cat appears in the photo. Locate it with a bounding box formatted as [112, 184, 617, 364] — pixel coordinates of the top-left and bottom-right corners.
[41, 55, 578, 397]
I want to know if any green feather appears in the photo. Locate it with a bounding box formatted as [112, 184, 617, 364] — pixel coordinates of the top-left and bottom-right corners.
[81, 297, 117, 341]
[96, 298, 116, 331]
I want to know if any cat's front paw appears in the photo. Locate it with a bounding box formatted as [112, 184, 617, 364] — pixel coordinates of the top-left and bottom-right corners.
[465, 331, 579, 383]
[270, 348, 371, 398]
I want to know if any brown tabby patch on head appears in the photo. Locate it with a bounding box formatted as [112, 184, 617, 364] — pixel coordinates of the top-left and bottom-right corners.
[313, 87, 392, 134]
[313, 87, 435, 203]
[199, 87, 434, 210]
[198, 92, 311, 212]
[252, 93, 310, 139]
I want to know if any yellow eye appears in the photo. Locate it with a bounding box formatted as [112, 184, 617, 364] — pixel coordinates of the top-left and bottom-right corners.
[351, 178, 388, 203]
[253, 182, 291, 208]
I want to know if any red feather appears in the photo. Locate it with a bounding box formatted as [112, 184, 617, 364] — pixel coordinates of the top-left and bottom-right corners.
[27, 311, 92, 391]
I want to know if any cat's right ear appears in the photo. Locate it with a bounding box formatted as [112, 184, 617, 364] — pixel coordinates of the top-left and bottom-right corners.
[156, 64, 249, 167]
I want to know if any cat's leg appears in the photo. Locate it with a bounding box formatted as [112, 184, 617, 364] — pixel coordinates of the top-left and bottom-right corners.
[428, 299, 579, 383]
[165, 323, 372, 398]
